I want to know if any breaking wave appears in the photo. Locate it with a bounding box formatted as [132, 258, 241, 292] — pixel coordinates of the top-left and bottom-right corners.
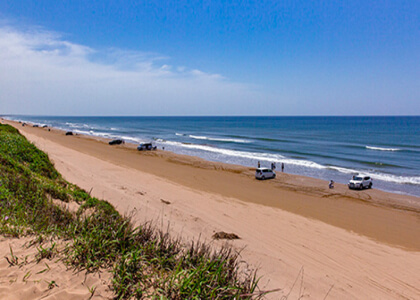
[366, 146, 401, 152]
[161, 141, 420, 186]
[176, 133, 250, 144]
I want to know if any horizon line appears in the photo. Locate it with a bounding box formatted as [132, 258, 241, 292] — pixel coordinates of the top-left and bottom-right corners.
[2, 114, 419, 118]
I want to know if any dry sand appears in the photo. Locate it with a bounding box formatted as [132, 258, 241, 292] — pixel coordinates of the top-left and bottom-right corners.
[1, 119, 419, 299]
[0, 237, 113, 300]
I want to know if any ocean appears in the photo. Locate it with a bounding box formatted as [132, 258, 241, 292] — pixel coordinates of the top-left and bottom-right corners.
[4, 116, 420, 197]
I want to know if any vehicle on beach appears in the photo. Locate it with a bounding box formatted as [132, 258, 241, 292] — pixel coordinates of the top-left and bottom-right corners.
[109, 139, 124, 145]
[348, 175, 372, 190]
[255, 167, 276, 180]
[137, 142, 157, 151]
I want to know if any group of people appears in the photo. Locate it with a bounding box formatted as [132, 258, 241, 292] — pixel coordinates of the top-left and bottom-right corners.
[257, 161, 284, 172]
[257, 160, 335, 189]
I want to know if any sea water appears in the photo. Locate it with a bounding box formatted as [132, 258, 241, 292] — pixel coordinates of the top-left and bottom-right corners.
[4, 116, 420, 197]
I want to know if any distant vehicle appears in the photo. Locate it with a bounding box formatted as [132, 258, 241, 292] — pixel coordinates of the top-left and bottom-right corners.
[255, 167, 276, 180]
[348, 175, 372, 190]
[65, 131, 73, 136]
[109, 139, 124, 145]
[137, 143, 157, 151]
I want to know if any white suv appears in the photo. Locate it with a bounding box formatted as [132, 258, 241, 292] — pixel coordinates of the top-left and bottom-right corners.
[255, 168, 276, 180]
[348, 175, 373, 190]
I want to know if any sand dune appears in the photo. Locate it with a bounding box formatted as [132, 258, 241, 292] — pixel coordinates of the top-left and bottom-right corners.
[0, 237, 113, 300]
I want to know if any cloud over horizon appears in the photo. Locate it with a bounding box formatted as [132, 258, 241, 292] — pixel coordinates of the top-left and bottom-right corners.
[0, 25, 264, 116]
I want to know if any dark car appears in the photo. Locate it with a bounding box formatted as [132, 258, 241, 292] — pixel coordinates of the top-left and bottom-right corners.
[137, 143, 157, 151]
[109, 139, 124, 145]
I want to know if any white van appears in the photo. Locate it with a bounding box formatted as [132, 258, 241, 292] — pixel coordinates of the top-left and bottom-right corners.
[255, 168, 276, 180]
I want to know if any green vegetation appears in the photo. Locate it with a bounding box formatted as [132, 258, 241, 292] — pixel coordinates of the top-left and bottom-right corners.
[0, 124, 262, 299]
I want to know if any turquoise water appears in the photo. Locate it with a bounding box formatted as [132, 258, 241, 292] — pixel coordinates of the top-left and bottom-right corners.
[5, 116, 420, 197]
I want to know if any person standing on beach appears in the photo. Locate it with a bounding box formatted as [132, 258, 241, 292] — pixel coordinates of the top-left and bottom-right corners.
[281, 163, 284, 172]
[271, 162, 276, 170]
[258, 161, 261, 168]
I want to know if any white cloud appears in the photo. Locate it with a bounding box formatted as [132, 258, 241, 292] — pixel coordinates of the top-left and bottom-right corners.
[0, 25, 264, 116]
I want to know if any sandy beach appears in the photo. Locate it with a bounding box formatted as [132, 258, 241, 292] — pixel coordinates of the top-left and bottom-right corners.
[1, 119, 420, 299]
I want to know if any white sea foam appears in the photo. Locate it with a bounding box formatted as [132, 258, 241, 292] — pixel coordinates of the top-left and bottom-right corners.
[60, 123, 147, 145]
[95, 131, 116, 138]
[66, 122, 84, 128]
[175, 133, 249, 143]
[26, 121, 48, 128]
[161, 140, 419, 186]
[120, 136, 145, 144]
[366, 146, 401, 151]
[187, 134, 250, 144]
[162, 141, 326, 169]
[188, 135, 208, 140]
[71, 129, 146, 144]
[327, 166, 419, 184]
[328, 166, 359, 174]
[72, 129, 97, 136]
[363, 173, 420, 185]
[73, 129, 113, 139]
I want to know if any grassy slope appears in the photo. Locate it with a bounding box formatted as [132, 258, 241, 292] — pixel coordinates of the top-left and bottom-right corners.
[0, 124, 262, 299]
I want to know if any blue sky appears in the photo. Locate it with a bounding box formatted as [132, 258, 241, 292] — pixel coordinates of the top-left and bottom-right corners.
[0, 1, 419, 116]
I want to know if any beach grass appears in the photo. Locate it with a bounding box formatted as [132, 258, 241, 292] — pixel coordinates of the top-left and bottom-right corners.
[0, 123, 262, 299]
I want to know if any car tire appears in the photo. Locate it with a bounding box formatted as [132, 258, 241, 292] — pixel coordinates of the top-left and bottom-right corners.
[369, 183, 372, 189]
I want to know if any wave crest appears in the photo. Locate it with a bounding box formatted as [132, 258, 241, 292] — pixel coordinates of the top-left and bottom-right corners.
[161, 141, 419, 186]
[176, 133, 250, 144]
[366, 146, 401, 151]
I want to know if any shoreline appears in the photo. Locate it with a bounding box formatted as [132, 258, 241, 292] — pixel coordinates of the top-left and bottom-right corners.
[2, 118, 420, 299]
[4, 116, 419, 198]
[3, 119, 420, 250]
[5, 118, 420, 208]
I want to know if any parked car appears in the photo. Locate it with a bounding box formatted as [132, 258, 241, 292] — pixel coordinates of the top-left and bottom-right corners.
[348, 175, 372, 190]
[137, 143, 157, 151]
[109, 139, 124, 145]
[255, 167, 276, 180]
